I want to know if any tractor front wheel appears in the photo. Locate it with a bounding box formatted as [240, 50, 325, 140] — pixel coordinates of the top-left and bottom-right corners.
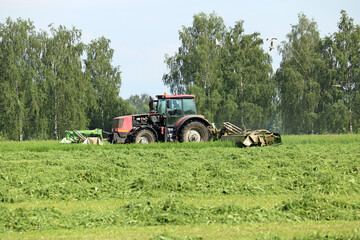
[180, 121, 210, 142]
[134, 129, 156, 144]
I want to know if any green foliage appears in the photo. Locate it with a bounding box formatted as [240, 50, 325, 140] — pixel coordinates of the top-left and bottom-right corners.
[163, 12, 274, 128]
[0, 18, 39, 141]
[320, 10, 360, 134]
[41, 24, 89, 140]
[0, 18, 128, 140]
[162, 10, 359, 134]
[164, 10, 359, 135]
[221, 23, 274, 129]
[163, 12, 226, 123]
[85, 37, 125, 131]
[276, 14, 324, 134]
[128, 93, 151, 114]
[277, 10, 360, 134]
[0, 132, 6, 142]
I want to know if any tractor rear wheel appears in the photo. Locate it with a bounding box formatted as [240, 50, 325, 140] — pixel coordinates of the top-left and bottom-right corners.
[179, 121, 210, 142]
[134, 129, 156, 144]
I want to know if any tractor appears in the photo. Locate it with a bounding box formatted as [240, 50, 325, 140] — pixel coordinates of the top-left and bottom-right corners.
[108, 93, 282, 146]
[109, 94, 212, 144]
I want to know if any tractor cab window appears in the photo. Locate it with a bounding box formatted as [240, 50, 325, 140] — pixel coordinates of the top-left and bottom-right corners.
[183, 98, 197, 115]
[167, 99, 182, 126]
[157, 99, 166, 115]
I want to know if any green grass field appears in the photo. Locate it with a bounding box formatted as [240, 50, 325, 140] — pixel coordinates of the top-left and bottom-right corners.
[0, 135, 359, 239]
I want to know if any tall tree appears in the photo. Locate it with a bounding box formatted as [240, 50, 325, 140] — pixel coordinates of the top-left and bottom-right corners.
[0, 18, 130, 139]
[41, 25, 88, 140]
[276, 14, 325, 134]
[84, 36, 122, 131]
[163, 12, 226, 122]
[326, 10, 360, 133]
[0, 18, 39, 140]
[163, 12, 274, 128]
[219, 21, 274, 129]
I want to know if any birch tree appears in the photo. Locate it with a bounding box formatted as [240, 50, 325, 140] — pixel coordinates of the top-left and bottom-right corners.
[276, 14, 325, 134]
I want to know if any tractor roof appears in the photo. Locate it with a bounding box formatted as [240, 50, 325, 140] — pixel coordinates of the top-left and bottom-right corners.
[156, 94, 195, 99]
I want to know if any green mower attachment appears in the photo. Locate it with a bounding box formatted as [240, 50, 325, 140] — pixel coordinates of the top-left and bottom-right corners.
[61, 129, 103, 144]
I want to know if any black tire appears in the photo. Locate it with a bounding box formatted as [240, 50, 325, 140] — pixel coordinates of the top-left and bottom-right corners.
[134, 129, 156, 144]
[179, 121, 210, 142]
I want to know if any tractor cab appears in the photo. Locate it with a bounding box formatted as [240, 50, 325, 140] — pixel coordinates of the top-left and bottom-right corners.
[153, 94, 197, 126]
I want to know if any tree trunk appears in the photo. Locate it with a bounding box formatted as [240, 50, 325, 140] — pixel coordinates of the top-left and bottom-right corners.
[19, 118, 23, 141]
[16, 80, 23, 141]
[54, 112, 58, 140]
[349, 108, 353, 134]
[101, 109, 104, 130]
[54, 84, 58, 140]
[311, 122, 314, 135]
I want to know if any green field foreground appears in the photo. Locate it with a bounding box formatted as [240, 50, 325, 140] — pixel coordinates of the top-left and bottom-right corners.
[0, 135, 359, 239]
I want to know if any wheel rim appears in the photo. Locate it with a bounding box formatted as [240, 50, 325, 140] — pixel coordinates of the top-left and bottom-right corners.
[137, 135, 150, 144]
[185, 129, 201, 142]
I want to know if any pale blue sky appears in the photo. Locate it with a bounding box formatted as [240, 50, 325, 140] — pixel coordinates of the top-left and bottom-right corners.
[1, 0, 359, 99]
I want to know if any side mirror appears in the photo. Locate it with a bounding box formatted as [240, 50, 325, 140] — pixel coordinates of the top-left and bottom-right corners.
[166, 100, 170, 109]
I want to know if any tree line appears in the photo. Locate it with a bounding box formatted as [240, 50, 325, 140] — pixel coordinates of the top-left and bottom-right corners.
[0, 10, 359, 140]
[0, 18, 131, 140]
[163, 10, 360, 134]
